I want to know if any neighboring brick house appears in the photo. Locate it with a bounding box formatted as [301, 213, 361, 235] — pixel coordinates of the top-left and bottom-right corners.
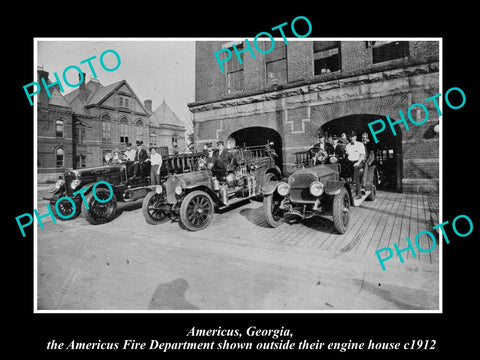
[147, 99, 187, 157]
[188, 40, 440, 192]
[37, 68, 186, 182]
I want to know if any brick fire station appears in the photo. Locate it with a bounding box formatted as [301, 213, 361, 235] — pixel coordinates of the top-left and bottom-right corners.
[187, 40, 440, 193]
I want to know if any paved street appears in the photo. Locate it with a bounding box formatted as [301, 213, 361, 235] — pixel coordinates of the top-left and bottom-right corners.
[36, 187, 440, 311]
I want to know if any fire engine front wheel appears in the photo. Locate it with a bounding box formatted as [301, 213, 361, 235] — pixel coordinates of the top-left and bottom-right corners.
[332, 187, 350, 234]
[179, 190, 214, 231]
[82, 188, 117, 225]
[263, 193, 283, 228]
[142, 191, 169, 225]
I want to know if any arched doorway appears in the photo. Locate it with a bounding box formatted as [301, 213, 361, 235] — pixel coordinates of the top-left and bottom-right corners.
[320, 114, 402, 192]
[229, 127, 283, 170]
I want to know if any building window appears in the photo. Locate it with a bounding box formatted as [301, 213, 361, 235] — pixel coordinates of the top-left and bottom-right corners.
[372, 41, 409, 64]
[75, 125, 86, 144]
[119, 96, 130, 109]
[313, 41, 340, 75]
[56, 148, 64, 167]
[159, 146, 169, 157]
[150, 132, 157, 146]
[55, 119, 64, 138]
[266, 42, 287, 86]
[120, 117, 129, 144]
[76, 154, 87, 168]
[101, 114, 111, 142]
[226, 44, 244, 93]
[136, 119, 144, 142]
[172, 134, 178, 147]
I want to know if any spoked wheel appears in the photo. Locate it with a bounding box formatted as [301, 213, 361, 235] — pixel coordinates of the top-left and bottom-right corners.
[263, 193, 283, 228]
[82, 188, 117, 225]
[51, 198, 81, 221]
[142, 191, 170, 225]
[179, 190, 214, 231]
[332, 187, 350, 234]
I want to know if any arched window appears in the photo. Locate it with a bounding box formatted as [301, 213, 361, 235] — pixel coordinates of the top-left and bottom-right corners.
[101, 114, 112, 142]
[56, 119, 64, 138]
[136, 119, 144, 142]
[150, 132, 157, 146]
[56, 148, 64, 167]
[120, 117, 129, 143]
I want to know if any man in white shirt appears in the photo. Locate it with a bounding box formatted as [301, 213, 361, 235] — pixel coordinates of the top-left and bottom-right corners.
[148, 147, 163, 185]
[123, 143, 136, 177]
[345, 131, 366, 199]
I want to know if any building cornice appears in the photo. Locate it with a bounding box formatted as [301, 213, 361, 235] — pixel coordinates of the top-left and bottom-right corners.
[187, 57, 439, 112]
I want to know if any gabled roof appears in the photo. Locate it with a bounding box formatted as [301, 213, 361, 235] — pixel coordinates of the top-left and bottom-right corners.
[63, 79, 149, 114]
[149, 100, 186, 130]
[86, 80, 124, 105]
[49, 86, 71, 108]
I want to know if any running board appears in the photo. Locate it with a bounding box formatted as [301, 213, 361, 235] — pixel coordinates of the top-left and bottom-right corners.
[353, 190, 371, 207]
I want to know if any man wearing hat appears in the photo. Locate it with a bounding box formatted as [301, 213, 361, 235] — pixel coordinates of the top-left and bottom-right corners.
[123, 143, 136, 177]
[216, 140, 230, 168]
[132, 141, 148, 178]
[310, 132, 334, 163]
[345, 131, 366, 199]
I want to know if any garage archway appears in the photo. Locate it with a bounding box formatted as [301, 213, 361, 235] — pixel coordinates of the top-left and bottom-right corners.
[320, 114, 403, 192]
[229, 127, 283, 170]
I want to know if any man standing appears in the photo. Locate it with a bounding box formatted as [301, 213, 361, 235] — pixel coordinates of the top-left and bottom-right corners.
[345, 131, 366, 199]
[148, 147, 163, 185]
[216, 141, 229, 166]
[132, 141, 148, 178]
[124, 142, 136, 177]
[361, 131, 376, 189]
[214, 140, 229, 176]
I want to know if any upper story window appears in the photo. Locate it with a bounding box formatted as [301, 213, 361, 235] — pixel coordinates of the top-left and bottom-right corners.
[55, 119, 64, 138]
[266, 42, 287, 86]
[150, 133, 157, 146]
[56, 148, 64, 167]
[101, 114, 111, 142]
[135, 119, 144, 141]
[226, 43, 244, 94]
[372, 41, 409, 64]
[75, 125, 86, 144]
[119, 96, 130, 109]
[313, 41, 340, 75]
[120, 117, 129, 144]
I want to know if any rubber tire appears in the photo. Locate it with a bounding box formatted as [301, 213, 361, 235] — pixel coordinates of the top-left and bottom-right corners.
[332, 187, 350, 234]
[142, 191, 169, 225]
[82, 188, 117, 225]
[367, 184, 376, 201]
[263, 193, 283, 228]
[264, 172, 278, 183]
[179, 190, 214, 231]
[51, 198, 82, 221]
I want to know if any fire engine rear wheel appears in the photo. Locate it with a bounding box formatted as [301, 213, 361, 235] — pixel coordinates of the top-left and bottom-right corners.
[332, 187, 350, 234]
[51, 198, 82, 221]
[142, 191, 169, 225]
[82, 188, 117, 225]
[179, 190, 214, 231]
[263, 193, 283, 228]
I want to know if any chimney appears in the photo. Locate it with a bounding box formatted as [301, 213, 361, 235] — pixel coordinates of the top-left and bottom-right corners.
[144, 99, 152, 113]
[78, 72, 87, 102]
[37, 67, 50, 106]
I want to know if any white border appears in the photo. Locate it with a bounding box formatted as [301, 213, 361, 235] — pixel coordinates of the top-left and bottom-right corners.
[33, 37, 442, 314]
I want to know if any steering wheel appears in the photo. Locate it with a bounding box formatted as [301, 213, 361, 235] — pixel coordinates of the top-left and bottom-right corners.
[310, 148, 329, 164]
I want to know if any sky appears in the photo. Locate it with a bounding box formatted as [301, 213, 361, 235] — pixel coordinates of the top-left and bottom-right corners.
[36, 39, 195, 132]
